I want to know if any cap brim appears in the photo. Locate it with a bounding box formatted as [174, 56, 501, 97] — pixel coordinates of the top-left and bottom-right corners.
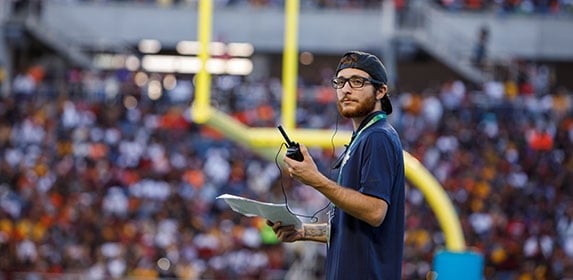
[381, 95, 392, 115]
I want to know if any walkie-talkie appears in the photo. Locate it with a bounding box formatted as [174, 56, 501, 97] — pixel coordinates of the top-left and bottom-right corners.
[277, 125, 304, 161]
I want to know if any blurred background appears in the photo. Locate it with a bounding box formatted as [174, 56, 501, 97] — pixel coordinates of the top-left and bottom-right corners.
[1, 0, 572, 279]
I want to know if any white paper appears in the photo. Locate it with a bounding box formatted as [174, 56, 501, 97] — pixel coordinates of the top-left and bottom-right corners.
[216, 194, 302, 229]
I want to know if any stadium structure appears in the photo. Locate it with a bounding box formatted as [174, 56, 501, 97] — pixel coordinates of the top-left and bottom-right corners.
[1, 0, 572, 279]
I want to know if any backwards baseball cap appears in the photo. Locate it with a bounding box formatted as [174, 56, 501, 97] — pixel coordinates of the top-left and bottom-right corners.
[335, 51, 392, 115]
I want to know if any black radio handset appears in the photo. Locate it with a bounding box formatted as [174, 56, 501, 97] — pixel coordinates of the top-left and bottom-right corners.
[277, 125, 304, 161]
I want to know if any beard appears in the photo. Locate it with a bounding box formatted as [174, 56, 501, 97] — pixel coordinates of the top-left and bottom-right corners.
[337, 92, 377, 118]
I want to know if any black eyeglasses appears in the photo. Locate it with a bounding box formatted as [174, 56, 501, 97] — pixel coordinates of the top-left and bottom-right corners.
[331, 76, 381, 89]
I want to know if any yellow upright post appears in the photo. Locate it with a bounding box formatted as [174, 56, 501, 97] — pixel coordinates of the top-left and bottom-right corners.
[281, 0, 299, 130]
[403, 152, 466, 251]
[192, 0, 213, 124]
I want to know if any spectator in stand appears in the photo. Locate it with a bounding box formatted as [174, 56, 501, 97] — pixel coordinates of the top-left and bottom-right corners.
[472, 26, 489, 69]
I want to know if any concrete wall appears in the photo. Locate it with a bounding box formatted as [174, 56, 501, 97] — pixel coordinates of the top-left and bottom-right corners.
[40, 2, 573, 60]
[423, 8, 573, 60]
[40, 3, 386, 54]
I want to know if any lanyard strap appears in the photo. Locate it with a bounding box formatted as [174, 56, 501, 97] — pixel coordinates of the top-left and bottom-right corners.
[337, 113, 386, 184]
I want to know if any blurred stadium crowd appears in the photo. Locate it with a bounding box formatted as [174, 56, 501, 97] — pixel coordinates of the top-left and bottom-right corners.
[1, 55, 572, 280]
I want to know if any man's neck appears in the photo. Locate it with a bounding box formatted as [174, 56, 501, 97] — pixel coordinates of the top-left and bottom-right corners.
[352, 110, 381, 131]
[351, 117, 366, 131]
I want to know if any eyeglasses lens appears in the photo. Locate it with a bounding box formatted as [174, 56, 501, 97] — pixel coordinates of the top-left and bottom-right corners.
[332, 77, 368, 89]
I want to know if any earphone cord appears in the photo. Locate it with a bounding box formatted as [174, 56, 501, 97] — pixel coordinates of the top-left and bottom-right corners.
[331, 113, 340, 158]
[275, 143, 331, 224]
[274, 112, 342, 224]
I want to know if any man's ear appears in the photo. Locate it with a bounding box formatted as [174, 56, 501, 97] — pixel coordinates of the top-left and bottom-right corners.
[376, 85, 388, 100]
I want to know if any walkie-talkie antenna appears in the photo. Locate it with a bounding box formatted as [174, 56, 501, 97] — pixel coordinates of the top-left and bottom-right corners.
[277, 125, 294, 147]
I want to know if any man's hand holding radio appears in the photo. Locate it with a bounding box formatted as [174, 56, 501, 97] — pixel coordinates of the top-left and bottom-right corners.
[283, 144, 329, 189]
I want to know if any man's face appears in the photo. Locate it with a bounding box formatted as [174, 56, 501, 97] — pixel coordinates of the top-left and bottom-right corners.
[335, 68, 379, 119]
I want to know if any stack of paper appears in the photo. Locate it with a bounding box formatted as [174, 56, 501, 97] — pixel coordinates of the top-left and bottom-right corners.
[216, 194, 302, 229]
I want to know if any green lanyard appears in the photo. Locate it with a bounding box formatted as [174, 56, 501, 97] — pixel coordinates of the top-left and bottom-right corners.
[337, 113, 386, 184]
[329, 113, 386, 246]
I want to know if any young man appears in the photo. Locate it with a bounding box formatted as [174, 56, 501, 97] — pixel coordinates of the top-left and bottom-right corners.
[268, 51, 405, 279]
